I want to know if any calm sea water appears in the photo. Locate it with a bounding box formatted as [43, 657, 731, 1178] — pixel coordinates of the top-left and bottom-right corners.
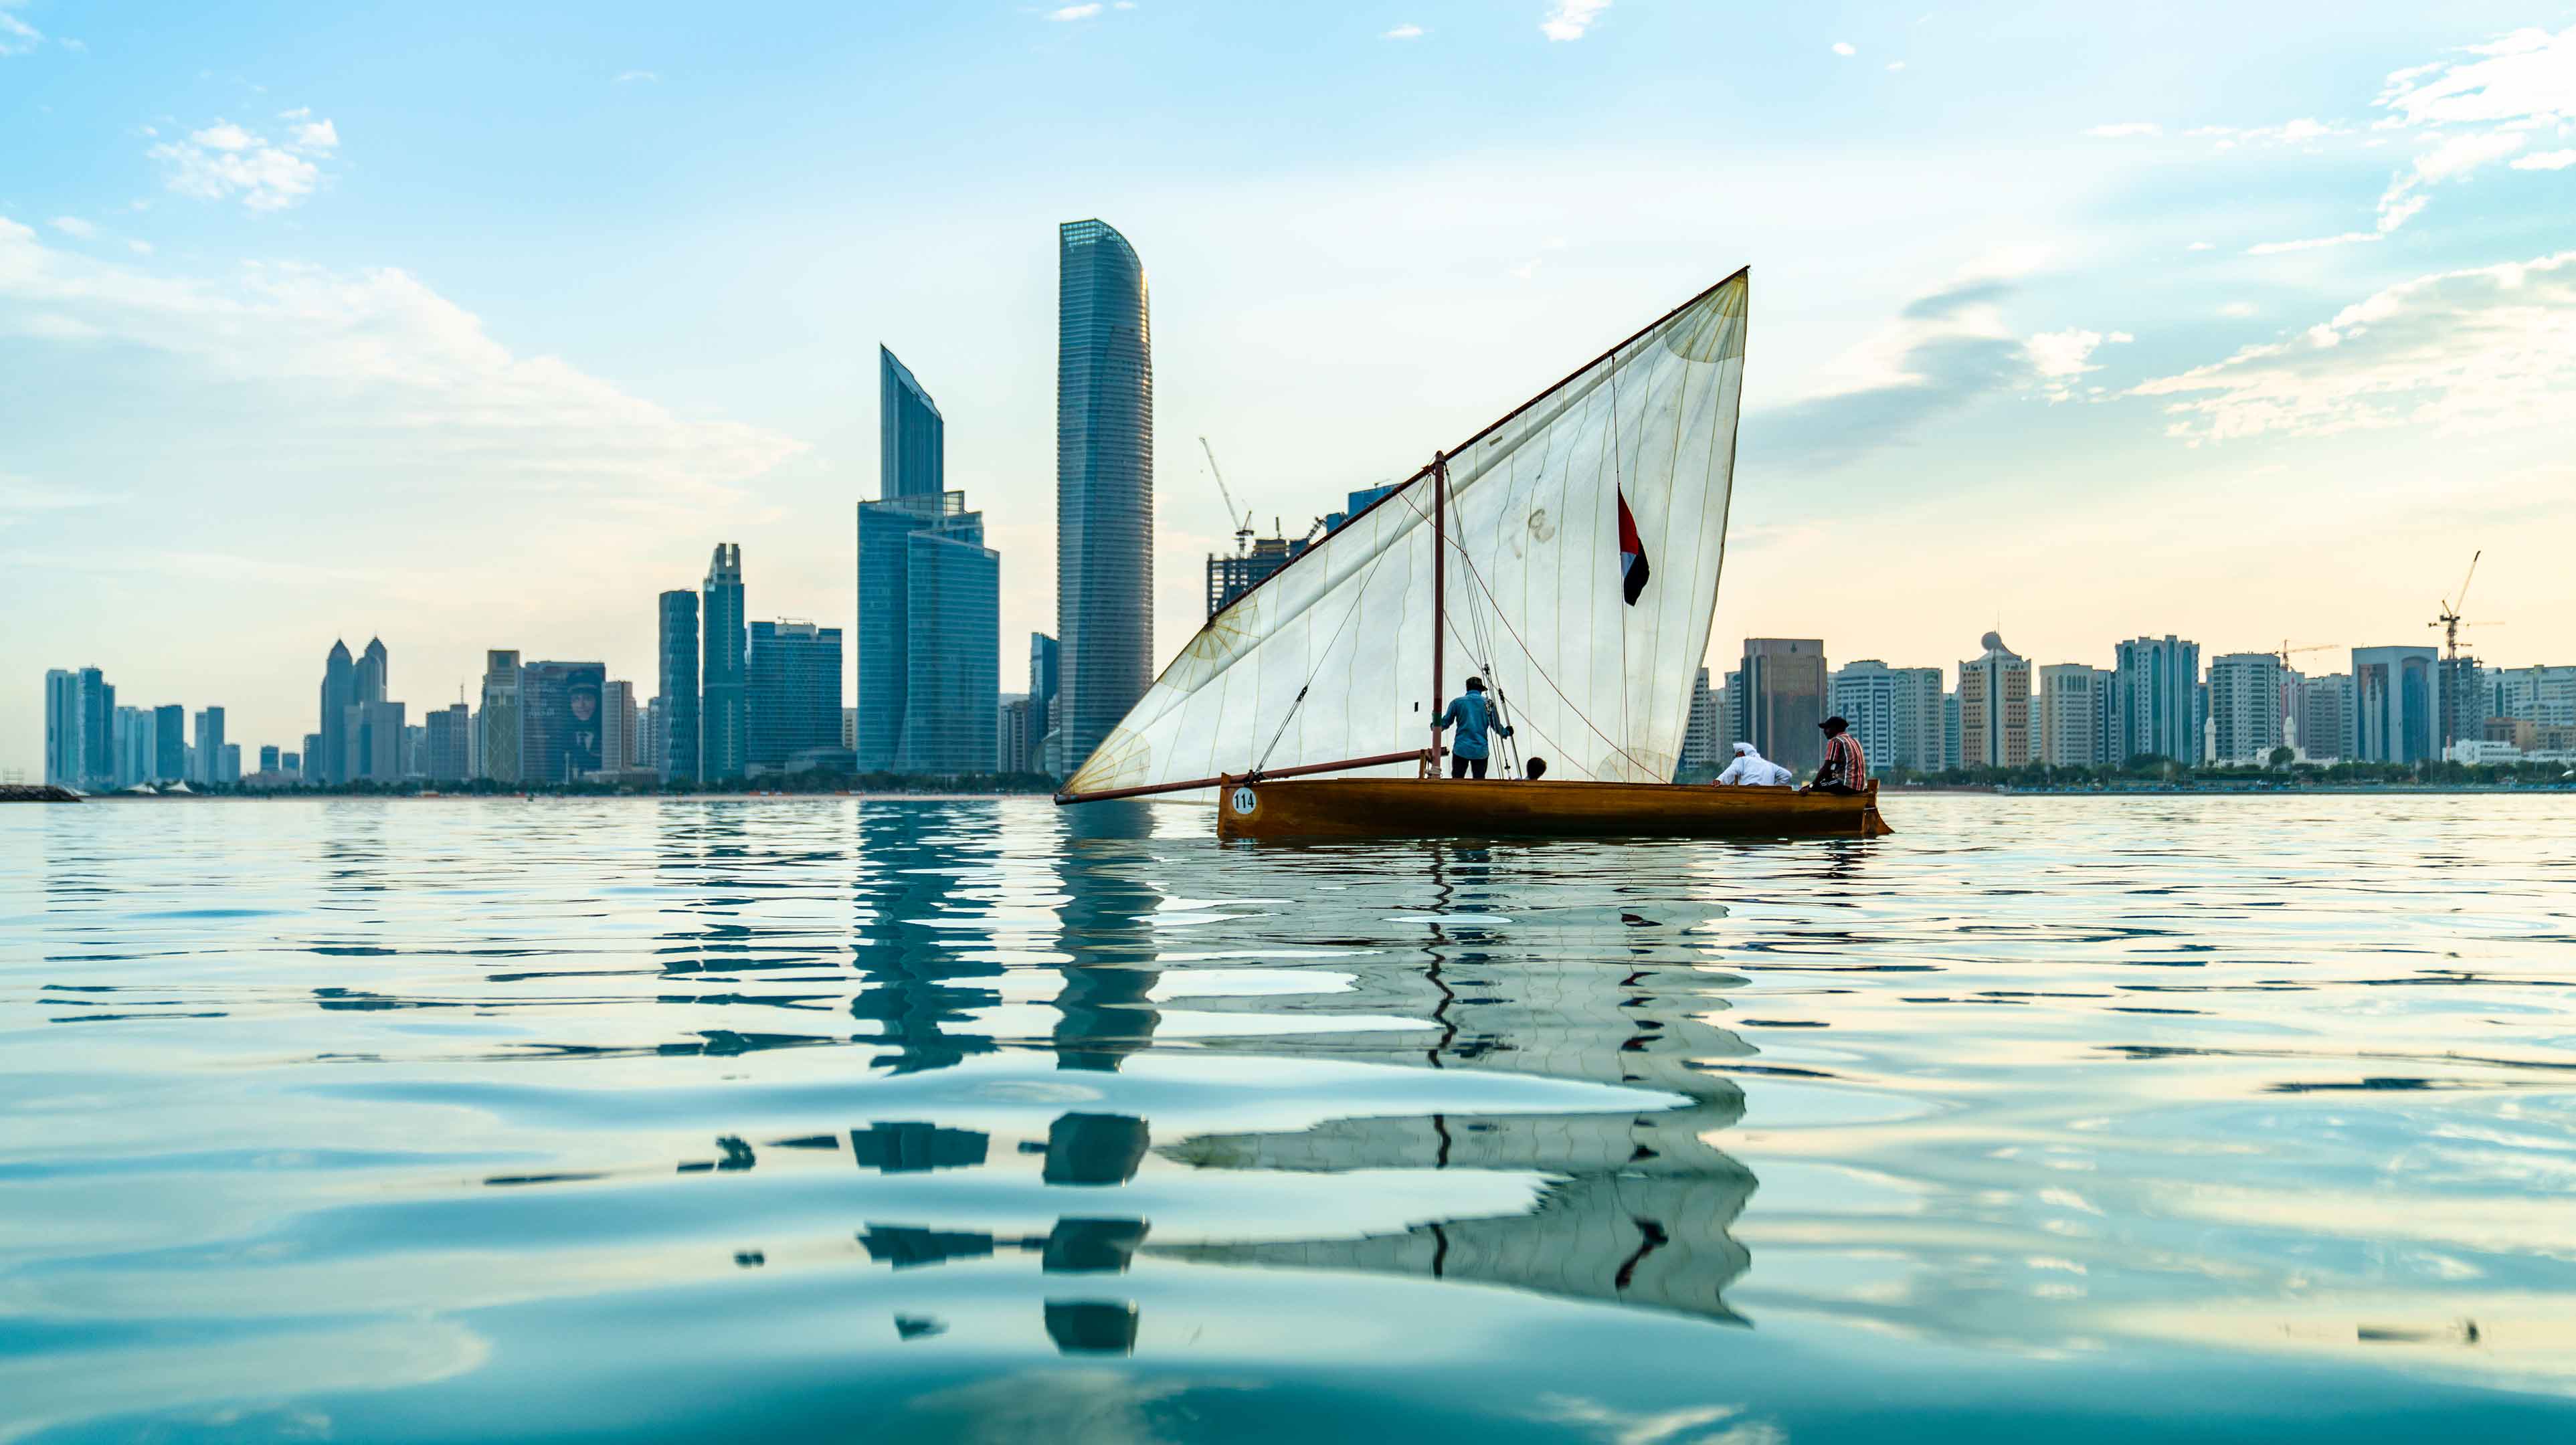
[3, 794, 2573, 1442]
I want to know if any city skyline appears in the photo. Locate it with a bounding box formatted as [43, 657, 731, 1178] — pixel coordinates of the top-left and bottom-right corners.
[6, 5, 2575, 771]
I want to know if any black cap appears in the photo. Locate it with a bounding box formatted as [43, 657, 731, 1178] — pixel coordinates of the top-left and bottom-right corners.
[1819, 715, 1848, 732]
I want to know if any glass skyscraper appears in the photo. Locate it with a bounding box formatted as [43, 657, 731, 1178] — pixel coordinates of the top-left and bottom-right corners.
[192, 707, 225, 786]
[701, 543, 747, 781]
[43, 669, 79, 788]
[478, 650, 521, 784]
[856, 493, 1000, 773]
[858, 348, 1001, 777]
[2353, 645, 2439, 764]
[657, 589, 701, 784]
[1054, 218, 1153, 777]
[1030, 632, 1060, 754]
[317, 641, 355, 785]
[152, 703, 185, 783]
[747, 620, 847, 773]
[879, 346, 945, 500]
[2112, 635, 2201, 763]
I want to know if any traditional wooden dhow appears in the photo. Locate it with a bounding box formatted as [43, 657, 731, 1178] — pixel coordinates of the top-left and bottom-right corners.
[1055, 268, 1891, 842]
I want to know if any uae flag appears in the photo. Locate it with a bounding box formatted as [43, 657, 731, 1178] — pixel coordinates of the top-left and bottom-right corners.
[1616, 488, 1650, 605]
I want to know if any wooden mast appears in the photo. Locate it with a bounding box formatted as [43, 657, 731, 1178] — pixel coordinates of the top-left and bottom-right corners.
[1427, 450, 1447, 777]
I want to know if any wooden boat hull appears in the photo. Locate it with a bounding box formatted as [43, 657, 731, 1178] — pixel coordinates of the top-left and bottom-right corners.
[1214, 776, 1890, 841]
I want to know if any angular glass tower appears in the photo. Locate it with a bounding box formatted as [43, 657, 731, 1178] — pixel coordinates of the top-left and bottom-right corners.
[1054, 219, 1153, 777]
[701, 543, 747, 781]
[856, 492, 999, 773]
[657, 589, 701, 783]
[316, 641, 355, 785]
[879, 346, 945, 500]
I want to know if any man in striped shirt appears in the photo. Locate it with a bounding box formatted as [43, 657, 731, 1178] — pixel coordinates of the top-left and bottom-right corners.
[1803, 715, 1868, 795]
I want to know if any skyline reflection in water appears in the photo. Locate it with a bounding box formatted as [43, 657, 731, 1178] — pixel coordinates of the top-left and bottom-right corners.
[3, 794, 2573, 1442]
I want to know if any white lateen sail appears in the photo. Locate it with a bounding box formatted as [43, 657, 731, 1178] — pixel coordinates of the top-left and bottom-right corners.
[1065, 270, 1747, 799]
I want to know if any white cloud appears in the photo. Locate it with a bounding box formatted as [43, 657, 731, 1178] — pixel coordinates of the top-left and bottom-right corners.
[1833, 41, 1855, 57]
[2377, 128, 2526, 229]
[2187, 241, 2215, 252]
[193, 120, 258, 151]
[128, 239, 152, 255]
[0, 217, 806, 503]
[2085, 122, 2160, 138]
[1383, 23, 1424, 40]
[1045, 3, 1102, 19]
[1885, 61, 1906, 72]
[2245, 231, 2379, 256]
[1, 12, 40, 57]
[614, 69, 659, 82]
[2132, 250, 2576, 444]
[2197, 117, 2345, 148]
[2028, 330, 2106, 376]
[2027, 327, 2133, 400]
[2219, 302, 2257, 317]
[2512, 148, 2576, 169]
[148, 116, 338, 211]
[278, 106, 310, 119]
[2319, 25, 2576, 231]
[48, 216, 96, 238]
[2374, 25, 2576, 129]
[1540, 1, 1609, 42]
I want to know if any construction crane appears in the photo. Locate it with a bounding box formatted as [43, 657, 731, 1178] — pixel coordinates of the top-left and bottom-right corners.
[1198, 436, 1255, 557]
[2430, 549, 2495, 662]
[2430, 549, 2505, 752]
[2270, 640, 2338, 670]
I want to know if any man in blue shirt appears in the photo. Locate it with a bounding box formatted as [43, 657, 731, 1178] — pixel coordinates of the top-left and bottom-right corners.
[1436, 676, 1513, 779]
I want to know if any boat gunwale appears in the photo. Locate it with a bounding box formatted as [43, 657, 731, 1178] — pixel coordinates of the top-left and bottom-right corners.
[1215, 773, 1888, 840]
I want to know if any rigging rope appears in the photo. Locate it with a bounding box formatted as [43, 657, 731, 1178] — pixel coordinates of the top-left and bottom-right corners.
[1245, 480, 1408, 778]
[1253, 685, 1308, 773]
[1392, 463, 1655, 781]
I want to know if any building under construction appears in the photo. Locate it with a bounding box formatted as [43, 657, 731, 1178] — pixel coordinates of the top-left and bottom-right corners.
[1206, 533, 1313, 617]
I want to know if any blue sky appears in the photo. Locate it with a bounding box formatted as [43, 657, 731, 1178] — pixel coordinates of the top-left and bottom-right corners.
[5, 1, 2573, 769]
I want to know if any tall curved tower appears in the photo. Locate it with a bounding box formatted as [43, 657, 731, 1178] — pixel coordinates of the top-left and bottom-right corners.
[1054, 219, 1153, 777]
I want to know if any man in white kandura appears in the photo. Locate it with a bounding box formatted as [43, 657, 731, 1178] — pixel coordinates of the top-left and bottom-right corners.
[1713, 741, 1795, 787]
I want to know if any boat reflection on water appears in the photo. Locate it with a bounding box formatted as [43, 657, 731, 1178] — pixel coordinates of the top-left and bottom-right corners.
[832, 821, 1762, 1345]
[1153, 842, 1758, 1325]
[617, 816, 1762, 1354]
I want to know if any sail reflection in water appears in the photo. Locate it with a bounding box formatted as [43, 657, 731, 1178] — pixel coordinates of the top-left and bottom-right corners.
[1156, 850, 1757, 1325]
[727, 807, 1762, 1353]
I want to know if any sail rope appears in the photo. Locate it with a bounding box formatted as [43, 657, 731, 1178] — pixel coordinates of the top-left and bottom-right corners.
[1447, 461, 1523, 777]
[1247, 479, 1409, 776]
[1390, 468, 1660, 782]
